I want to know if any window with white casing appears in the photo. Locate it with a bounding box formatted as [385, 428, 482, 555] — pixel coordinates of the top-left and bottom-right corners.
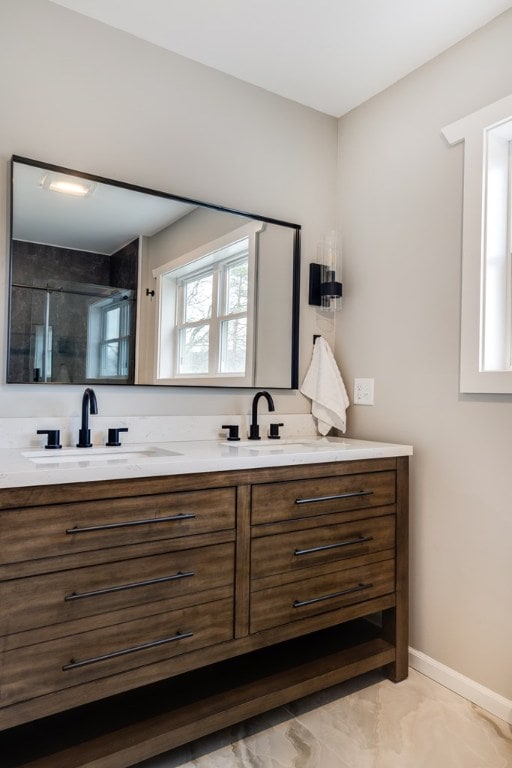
[443, 94, 512, 393]
[153, 221, 263, 386]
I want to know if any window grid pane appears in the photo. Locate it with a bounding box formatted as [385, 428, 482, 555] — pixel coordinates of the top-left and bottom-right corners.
[183, 272, 213, 323]
[220, 317, 247, 373]
[225, 257, 249, 315]
[179, 324, 210, 374]
[100, 342, 119, 377]
[99, 302, 131, 377]
[104, 306, 120, 340]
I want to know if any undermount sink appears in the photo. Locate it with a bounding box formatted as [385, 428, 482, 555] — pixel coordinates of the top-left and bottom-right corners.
[222, 438, 348, 452]
[22, 445, 182, 465]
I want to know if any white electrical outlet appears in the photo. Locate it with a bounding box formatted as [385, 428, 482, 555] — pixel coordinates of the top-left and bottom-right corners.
[353, 378, 374, 405]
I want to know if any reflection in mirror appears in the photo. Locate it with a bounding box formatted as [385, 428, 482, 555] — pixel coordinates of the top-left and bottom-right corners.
[10, 243, 138, 384]
[8, 157, 300, 388]
[152, 220, 261, 386]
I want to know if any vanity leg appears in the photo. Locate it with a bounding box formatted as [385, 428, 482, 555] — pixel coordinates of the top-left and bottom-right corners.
[383, 456, 409, 682]
[382, 606, 408, 682]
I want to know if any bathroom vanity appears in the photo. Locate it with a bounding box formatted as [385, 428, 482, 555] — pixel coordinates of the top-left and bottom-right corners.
[0, 438, 410, 768]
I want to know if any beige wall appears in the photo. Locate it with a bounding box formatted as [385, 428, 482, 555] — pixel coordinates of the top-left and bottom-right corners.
[338, 10, 512, 699]
[0, 0, 337, 417]
[2, 0, 511, 705]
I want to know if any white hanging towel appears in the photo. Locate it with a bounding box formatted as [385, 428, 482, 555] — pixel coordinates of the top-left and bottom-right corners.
[300, 337, 350, 435]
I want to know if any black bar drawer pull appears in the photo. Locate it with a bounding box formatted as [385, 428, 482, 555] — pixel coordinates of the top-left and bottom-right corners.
[64, 571, 195, 602]
[62, 630, 194, 670]
[293, 582, 373, 608]
[295, 490, 373, 505]
[66, 512, 196, 535]
[294, 535, 373, 556]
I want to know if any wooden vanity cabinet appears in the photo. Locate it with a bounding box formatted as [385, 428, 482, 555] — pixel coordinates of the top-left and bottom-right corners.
[0, 456, 408, 768]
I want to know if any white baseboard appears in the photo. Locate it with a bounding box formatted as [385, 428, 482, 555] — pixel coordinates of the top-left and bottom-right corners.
[408, 647, 512, 725]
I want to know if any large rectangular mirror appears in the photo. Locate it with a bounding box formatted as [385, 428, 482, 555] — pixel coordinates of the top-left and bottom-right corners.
[8, 157, 300, 388]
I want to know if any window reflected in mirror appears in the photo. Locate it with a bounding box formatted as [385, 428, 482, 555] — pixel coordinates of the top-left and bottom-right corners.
[153, 222, 262, 386]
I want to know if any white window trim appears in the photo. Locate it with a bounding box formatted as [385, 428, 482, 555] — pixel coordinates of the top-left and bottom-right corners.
[152, 221, 263, 386]
[442, 94, 512, 393]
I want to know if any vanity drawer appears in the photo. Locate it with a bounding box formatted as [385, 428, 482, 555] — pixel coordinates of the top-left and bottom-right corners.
[0, 487, 235, 565]
[0, 542, 234, 637]
[0, 596, 234, 708]
[250, 558, 395, 633]
[251, 516, 395, 579]
[251, 471, 395, 525]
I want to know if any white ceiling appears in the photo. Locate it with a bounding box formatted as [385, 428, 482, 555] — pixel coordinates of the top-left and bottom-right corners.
[49, 0, 512, 116]
[13, 161, 195, 254]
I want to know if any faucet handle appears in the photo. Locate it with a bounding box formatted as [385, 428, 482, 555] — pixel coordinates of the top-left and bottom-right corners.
[106, 427, 128, 447]
[268, 423, 284, 439]
[221, 424, 240, 441]
[37, 429, 62, 449]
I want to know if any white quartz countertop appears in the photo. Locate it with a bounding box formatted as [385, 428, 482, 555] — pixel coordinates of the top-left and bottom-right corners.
[0, 437, 413, 489]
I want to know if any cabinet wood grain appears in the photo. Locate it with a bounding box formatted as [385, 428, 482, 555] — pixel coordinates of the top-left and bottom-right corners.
[0, 456, 409, 768]
[251, 470, 396, 524]
[250, 558, 395, 633]
[1, 542, 234, 637]
[251, 515, 395, 578]
[0, 487, 235, 565]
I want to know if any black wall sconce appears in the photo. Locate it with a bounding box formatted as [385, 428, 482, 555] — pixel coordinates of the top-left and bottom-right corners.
[309, 230, 343, 311]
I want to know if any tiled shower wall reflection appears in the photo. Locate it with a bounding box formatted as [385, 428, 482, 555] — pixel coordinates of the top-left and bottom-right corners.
[8, 240, 137, 383]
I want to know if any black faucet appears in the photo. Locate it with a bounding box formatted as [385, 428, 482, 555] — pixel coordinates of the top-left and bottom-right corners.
[77, 387, 98, 448]
[249, 390, 275, 440]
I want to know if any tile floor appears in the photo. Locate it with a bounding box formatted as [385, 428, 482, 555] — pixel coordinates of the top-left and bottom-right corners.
[136, 669, 512, 768]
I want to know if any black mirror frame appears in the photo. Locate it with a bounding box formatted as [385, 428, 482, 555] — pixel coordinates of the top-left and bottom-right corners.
[8, 155, 301, 390]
